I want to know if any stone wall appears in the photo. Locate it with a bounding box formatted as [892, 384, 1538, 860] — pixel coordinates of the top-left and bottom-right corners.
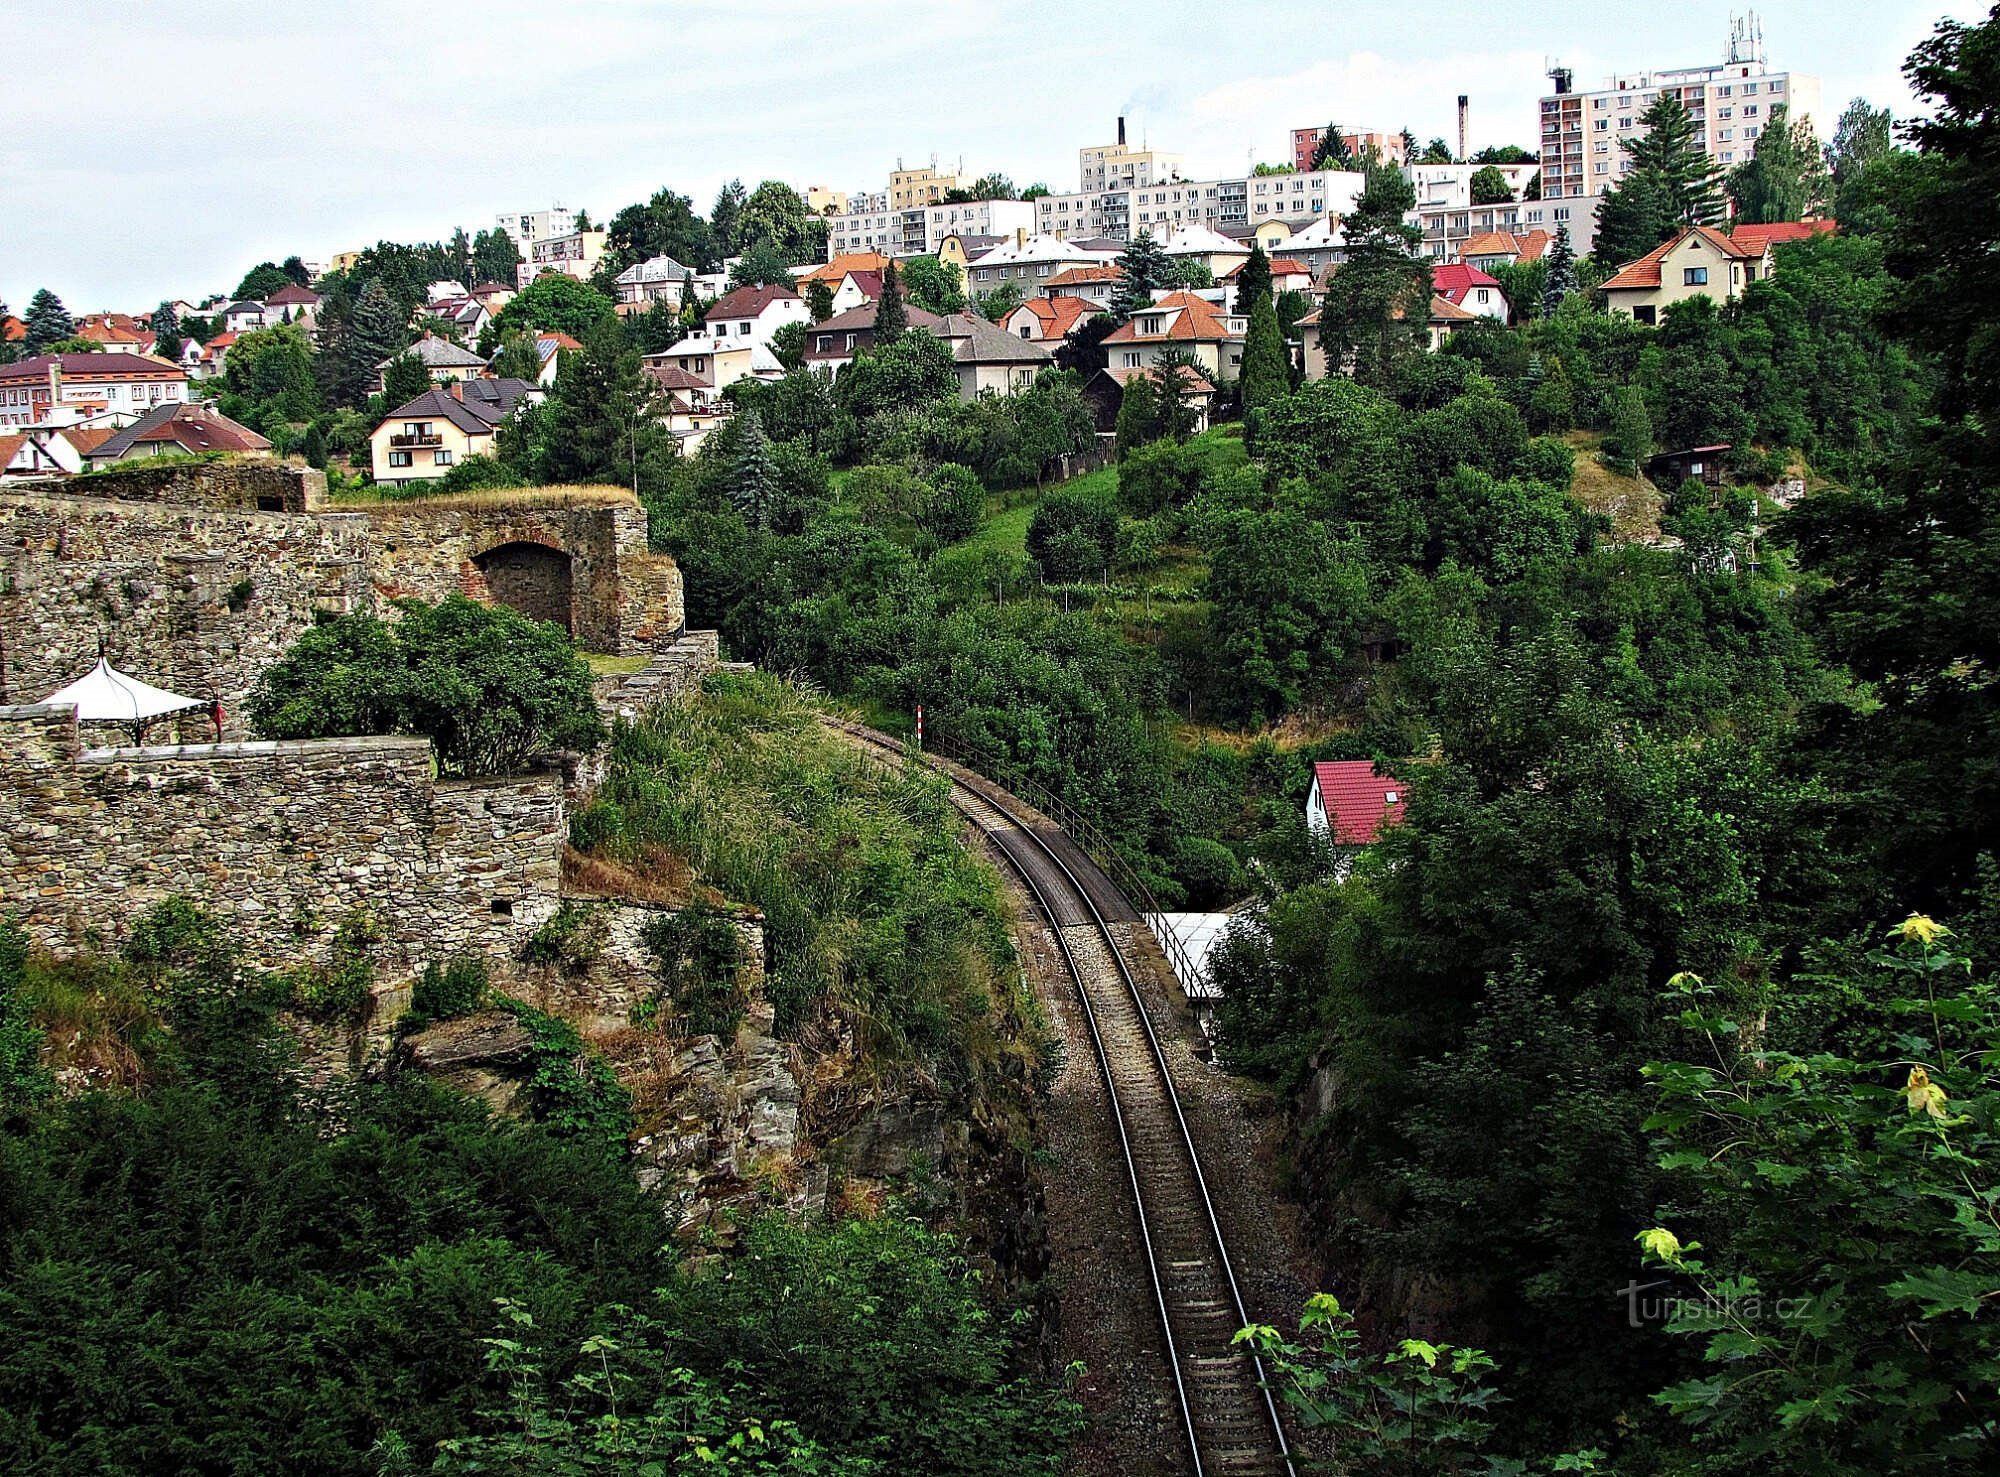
[0, 492, 372, 725]
[0, 701, 564, 980]
[29, 461, 327, 513]
[362, 497, 680, 653]
[0, 477, 686, 729]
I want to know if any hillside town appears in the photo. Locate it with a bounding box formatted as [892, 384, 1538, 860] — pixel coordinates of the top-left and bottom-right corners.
[4, 6, 1998, 1476]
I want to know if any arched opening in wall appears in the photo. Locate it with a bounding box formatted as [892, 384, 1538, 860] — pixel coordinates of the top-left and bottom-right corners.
[471, 541, 575, 632]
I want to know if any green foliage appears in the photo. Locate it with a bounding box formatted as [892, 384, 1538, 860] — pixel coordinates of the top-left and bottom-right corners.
[735, 180, 827, 267]
[379, 351, 430, 406]
[875, 259, 908, 344]
[923, 463, 987, 544]
[1469, 164, 1516, 204]
[0, 918, 52, 1113]
[640, 902, 749, 1037]
[1113, 367, 1162, 459]
[1727, 103, 1829, 223]
[1315, 157, 1431, 390]
[522, 901, 610, 974]
[1621, 91, 1724, 226]
[286, 908, 381, 1024]
[496, 997, 632, 1146]
[1638, 921, 2000, 1471]
[248, 596, 605, 776]
[1240, 290, 1290, 427]
[22, 289, 75, 355]
[413, 955, 490, 1022]
[531, 314, 670, 488]
[435, 452, 527, 493]
[1604, 383, 1652, 474]
[221, 320, 322, 426]
[492, 274, 617, 343]
[1110, 231, 1172, 321]
[898, 255, 967, 316]
[235, 261, 296, 300]
[1592, 169, 1674, 269]
[1026, 487, 1117, 581]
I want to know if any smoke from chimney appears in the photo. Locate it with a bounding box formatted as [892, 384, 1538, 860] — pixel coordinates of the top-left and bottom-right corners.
[1457, 95, 1469, 162]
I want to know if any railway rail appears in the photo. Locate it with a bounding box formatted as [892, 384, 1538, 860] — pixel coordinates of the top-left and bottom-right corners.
[829, 718, 1295, 1477]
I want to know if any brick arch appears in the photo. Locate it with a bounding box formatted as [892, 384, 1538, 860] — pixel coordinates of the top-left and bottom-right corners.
[470, 540, 575, 631]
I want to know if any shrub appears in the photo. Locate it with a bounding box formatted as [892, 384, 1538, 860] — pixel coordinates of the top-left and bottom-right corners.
[1026, 488, 1117, 582]
[521, 901, 608, 973]
[0, 918, 51, 1113]
[413, 955, 489, 1021]
[640, 903, 750, 1037]
[922, 463, 987, 544]
[1116, 438, 1204, 516]
[248, 595, 605, 776]
[567, 798, 630, 857]
[497, 997, 632, 1145]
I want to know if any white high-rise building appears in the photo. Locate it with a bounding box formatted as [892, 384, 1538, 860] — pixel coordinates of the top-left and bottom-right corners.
[1539, 17, 1822, 206]
[493, 206, 576, 253]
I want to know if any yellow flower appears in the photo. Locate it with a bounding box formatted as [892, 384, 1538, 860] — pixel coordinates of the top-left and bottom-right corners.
[1904, 1066, 1949, 1120]
[1893, 914, 1951, 948]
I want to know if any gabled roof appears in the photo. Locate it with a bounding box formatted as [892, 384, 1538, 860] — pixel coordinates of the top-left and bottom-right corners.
[0, 316, 24, 343]
[1098, 364, 1217, 396]
[616, 254, 694, 286]
[0, 433, 25, 468]
[263, 283, 320, 306]
[222, 300, 265, 315]
[704, 283, 800, 321]
[1310, 760, 1405, 845]
[87, 402, 272, 459]
[1045, 264, 1124, 287]
[1013, 295, 1098, 340]
[966, 233, 1110, 269]
[642, 364, 710, 391]
[1431, 261, 1503, 306]
[1100, 291, 1246, 346]
[1727, 219, 1836, 254]
[934, 313, 1056, 365]
[794, 252, 892, 285]
[1158, 223, 1249, 257]
[804, 302, 946, 338]
[0, 352, 188, 383]
[1601, 225, 1759, 291]
[1220, 257, 1310, 280]
[1275, 217, 1348, 252]
[60, 426, 118, 454]
[378, 331, 487, 371]
[1298, 294, 1476, 328]
[380, 379, 536, 434]
[75, 321, 153, 347]
[842, 269, 886, 300]
[1458, 229, 1551, 263]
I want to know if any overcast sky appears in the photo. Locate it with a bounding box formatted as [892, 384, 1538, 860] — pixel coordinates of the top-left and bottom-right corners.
[3, 0, 1985, 312]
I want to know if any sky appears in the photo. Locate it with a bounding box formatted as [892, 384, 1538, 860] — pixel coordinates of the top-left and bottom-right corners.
[2, 0, 1987, 313]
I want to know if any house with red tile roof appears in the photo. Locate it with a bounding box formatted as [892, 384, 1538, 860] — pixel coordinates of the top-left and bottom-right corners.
[0, 352, 190, 429]
[1306, 760, 1405, 848]
[84, 402, 273, 467]
[797, 302, 946, 373]
[1431, 262, 1509, 322]
[1099, 291, 1248, 382]
[1002, 295, 1100, 345]
[1043, 263, 1124, 308]
[1296, 295, 1478, 376]
[1602, 222, 1833, 323]
[1219, 256, 1315, 297]
[1457, 230, 1552, 272]
[827, 269, 885, 316]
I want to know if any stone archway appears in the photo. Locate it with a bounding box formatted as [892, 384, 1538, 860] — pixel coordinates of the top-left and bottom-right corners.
[471, 541, 575, 632]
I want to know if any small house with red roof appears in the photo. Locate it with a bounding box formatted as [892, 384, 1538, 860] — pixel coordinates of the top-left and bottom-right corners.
[1043, 264, 1124, 308]
[1602, 222, 1833, 324]
[1002, 294, 1100, 345]
[1220, 256, 1315, 297]
[1306, 760, 1405, 851]
[1099, 291, 1248, 382]
[1431, 262, 1509, 322]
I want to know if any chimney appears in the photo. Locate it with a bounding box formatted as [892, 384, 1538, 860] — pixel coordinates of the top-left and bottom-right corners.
[1016, 226, 1028, 248]
[449, 380, 463, 401]
[1118, 115, 1127, 147]
[48, 361, 61, 411]
[1457, 95, 1469, 162]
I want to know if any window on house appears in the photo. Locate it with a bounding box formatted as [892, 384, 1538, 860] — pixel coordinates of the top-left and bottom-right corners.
[1684, 266, 1709, 285]
[435, 450, 453, 465]
[1634, 305, 1657, 325]
[388, 451, 412, 467]
[1595, 119, 1609, 131]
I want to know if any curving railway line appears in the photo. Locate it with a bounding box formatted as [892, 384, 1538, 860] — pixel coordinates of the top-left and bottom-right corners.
[829, 718, 1295, 1477]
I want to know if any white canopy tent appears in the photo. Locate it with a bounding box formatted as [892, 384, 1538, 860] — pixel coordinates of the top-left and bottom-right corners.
[40, 658, 204, 740]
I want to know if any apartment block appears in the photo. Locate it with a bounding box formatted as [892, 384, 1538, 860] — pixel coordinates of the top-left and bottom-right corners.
[1079, 118, 1185, 193]
[1540, 21, 1822, 205]
[494, 206, 576, 253]
[1033, 167, 1370, 243]
[1290, 126, 1407, 170]
[825, 197, 1037, 258]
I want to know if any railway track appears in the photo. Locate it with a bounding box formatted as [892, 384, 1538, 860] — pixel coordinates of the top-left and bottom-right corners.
[829, 719, 1295, 1477]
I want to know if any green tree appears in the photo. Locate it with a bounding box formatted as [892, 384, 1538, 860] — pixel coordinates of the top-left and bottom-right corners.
[379, 352, 430, 406]
[1827, 96, 1895, 191]
[1199, 505, 1371, 718]
[709, 177, 747, 255]
[1541, 223, 1578, 317]
[1421, 137, 1454, 163]
[900, 255, 968, 315]
[249, 596, 604, 774]
[491, 273, 616, 343]
[233, 261, 294, 300]
[770, 320, 808, 372]
[469, 228, 522, 286]
[489, 332, 542, 382]
[1113, 367, 1161, 458]
[1604, 383, 1652, 473]
[21, 289, 74, 355]
[1234, 242, 1273, 316]
[604, 186, 719, 276]
[1469, 164, 1515, 204]
[1026, 487, 1117, 581]
[726, 406, 780, 531]
[1728, 104, 1830, 222]
[323, 278, 409, 408]
[149, 302, 183, 363]
[1239, 291, 1289, 425]
[1622, 92, 1724, 225]
[1315, 157, 1431, 390]
[222, 322, 323, 425]
[736, 180, 827, 266]
[1110, 230, 1171, 321]
[1592, 170, 1674, 268]
[725, 240, 797, 290]
[805, 278, 835, 323]
[1309, 123, 1352, 171]
[875, 259, 908, 345]
[536, 315, 666, 492]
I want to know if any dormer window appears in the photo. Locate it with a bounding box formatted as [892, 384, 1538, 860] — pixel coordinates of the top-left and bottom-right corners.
[1138, 315, 1164, 335]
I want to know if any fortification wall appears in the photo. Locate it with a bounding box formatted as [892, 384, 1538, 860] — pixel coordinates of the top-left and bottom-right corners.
[24, 461, 327, 513]
[0, 477, 685, 729]
[0, 493, 372, 726]
[0, 701, 565, 978]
